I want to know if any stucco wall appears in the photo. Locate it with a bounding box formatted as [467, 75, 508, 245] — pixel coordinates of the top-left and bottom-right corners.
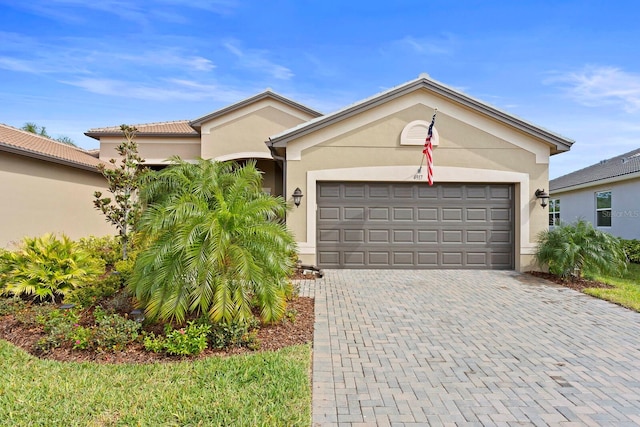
[200, 104, 310, 160]
[552, 177, 640, 239]
[100, 136, 200, 165]
[0, 152, 114, 248]
[284, 91, 553, 271]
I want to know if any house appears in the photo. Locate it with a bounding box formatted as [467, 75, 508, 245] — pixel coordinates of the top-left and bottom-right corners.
[549, 148, 640, 240]
[0, 124, 113, 248]
[87, 74, 574, 271]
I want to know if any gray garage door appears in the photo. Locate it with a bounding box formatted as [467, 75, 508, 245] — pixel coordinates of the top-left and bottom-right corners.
[316, 182, 514, 269]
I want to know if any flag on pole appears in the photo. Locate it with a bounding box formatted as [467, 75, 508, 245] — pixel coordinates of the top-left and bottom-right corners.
[422, 110, 437, 186]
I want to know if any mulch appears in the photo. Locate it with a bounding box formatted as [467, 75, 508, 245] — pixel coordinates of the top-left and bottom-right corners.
[0, 296, 314, 364]
[527, 271, 614, 292]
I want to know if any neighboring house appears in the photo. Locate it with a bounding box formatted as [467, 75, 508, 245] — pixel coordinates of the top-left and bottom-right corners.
[87, 75, 573, 271]
[0, 124, 113, 248]
[549, 148, 640, 240]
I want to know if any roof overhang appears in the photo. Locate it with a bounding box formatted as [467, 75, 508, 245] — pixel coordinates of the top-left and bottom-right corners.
[0, 141, 105, 173]
[268, 75, 574, 154]
[550, 171, 640, 194]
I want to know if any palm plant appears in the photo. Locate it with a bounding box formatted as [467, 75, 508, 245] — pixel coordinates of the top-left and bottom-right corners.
[1, 234, 103, 302]
[535, 219, 627, 279]
[131, 158, 296, 325]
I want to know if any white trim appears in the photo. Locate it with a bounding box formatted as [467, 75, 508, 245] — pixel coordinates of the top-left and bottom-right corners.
[285, 92, 550, 163]
[214, 151, 273, 161]
[298, 165, 533, 260]
[201, 99, 313, 134]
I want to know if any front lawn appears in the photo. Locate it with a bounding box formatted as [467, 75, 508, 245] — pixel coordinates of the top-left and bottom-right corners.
[0, 340, 311, 426]
[585, 263, 640, 311]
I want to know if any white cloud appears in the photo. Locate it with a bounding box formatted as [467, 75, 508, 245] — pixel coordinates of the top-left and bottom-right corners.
[388, 35, 456, 56]
[547, 66, 640, 113]
[223, 40, 294, 80]
[63, 77, 250, 103]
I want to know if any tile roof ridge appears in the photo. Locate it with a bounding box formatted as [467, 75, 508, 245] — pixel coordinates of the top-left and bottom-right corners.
[0, 123, 85, 150]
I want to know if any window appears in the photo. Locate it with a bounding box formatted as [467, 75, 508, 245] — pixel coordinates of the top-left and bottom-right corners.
[549, 199, 560, 226]
[596, 191, 612, 227]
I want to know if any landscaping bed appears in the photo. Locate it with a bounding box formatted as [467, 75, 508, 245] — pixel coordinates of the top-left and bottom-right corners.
[528, 271, 614, 292]
[0, 295, 314, 364]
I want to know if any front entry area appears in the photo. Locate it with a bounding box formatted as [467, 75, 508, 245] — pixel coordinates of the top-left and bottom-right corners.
[316, 182, 514, 269]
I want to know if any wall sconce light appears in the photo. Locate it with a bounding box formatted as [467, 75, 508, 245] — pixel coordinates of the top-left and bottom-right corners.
[535, 189, 549, 209]
[292, 187, 303, 207]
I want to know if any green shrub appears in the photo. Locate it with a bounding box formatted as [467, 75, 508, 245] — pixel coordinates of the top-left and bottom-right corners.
[1, 234, 104, 302]
[34, 307, 80, 353]
[75, 236, 121, 268]
[144, 322, 211, 356]
[209, 319, 259, 350]
[536, 219, 628, 279]
[68, 325, 92, 350]
[621, 239, 640, 263]
[92, 309, 141, 352]
[67, 272, 122, 308]
[0, 296, 25, 316]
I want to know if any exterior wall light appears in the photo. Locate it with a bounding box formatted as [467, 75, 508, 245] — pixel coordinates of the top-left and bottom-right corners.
[292, 187, 303, 207]
[535, 189, 549, 209]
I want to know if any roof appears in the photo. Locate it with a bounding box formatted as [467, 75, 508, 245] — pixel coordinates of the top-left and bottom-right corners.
[269, 74, 574, 154]
[189, 90, 322, 128]
[550, 148, 640, 192]
[85, 120, 198, 140]
[0, 123, 108, 172]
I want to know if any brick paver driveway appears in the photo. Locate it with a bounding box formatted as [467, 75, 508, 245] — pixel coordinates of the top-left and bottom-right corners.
[310, 270, 640, 426]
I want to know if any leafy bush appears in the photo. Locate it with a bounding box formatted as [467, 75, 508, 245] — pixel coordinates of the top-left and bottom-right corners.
[144, 322, 211, 356]
[0, 296, 24, 316]
[209, 319, 259, 350]
[621, 239, 640, 263]
[535, 219, 628, 279]
[1, 234, 104, 302]
[91, 306, 141, 352]
[34, 307, 80, 353]
[66, 272, 121, 308]
[75, 236, 121, 268]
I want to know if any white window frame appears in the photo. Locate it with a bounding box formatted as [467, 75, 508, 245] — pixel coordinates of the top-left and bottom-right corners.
[595, 190, 612, 227]
[548, 198, 560, 226]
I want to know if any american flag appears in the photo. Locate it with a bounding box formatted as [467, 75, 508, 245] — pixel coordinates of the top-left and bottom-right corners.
[422, 111, 437, 186]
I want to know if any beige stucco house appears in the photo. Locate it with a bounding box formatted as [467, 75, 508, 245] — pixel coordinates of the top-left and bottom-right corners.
[0, 124, 113, 248]
[87, 74, 573, 271]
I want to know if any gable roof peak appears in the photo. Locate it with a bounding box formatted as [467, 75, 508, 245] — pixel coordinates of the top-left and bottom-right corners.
[189, 90, 322, 128]
[269, 74, 574, 154]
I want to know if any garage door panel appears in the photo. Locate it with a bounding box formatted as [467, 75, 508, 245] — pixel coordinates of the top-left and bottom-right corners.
[369, 207, 389, 220]
[344, 229, 365, 243]
[317, 182, 514, 269]
[344, 251, 365, 266]
[369, 229, 390, 243]
[344, 207, 365, 220]
[418, 208, 438, 221]
[442, 208, 463, 221]
[318, 206, 340, 220]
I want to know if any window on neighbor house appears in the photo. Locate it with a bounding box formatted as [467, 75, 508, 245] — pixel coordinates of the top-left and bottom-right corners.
[548, 199, 560, 226]
[596, 191, 612, 227]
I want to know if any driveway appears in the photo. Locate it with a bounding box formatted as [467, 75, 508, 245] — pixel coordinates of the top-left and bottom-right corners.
[310, 270, 640, 426]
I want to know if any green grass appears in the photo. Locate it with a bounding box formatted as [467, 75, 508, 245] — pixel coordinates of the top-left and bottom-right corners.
[0, 341, 311, 426]
[585, 263, 640, 312]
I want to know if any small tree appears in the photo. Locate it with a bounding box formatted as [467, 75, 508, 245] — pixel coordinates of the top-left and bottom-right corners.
[93, 125, 146, 260]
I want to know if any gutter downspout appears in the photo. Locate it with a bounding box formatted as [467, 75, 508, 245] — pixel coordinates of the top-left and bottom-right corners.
[267, 138, 286, 199]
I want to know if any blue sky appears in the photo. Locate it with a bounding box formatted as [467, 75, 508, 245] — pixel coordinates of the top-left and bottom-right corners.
[1, 0, 639, 179]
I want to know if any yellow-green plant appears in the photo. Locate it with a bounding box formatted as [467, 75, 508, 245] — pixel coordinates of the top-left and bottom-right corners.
[1, 234, 103, 302]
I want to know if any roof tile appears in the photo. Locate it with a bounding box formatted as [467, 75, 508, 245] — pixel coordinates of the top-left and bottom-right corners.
[0, 123, 107, 171]
[86, 120, 198, 136]
[550, 148, 640, 191]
